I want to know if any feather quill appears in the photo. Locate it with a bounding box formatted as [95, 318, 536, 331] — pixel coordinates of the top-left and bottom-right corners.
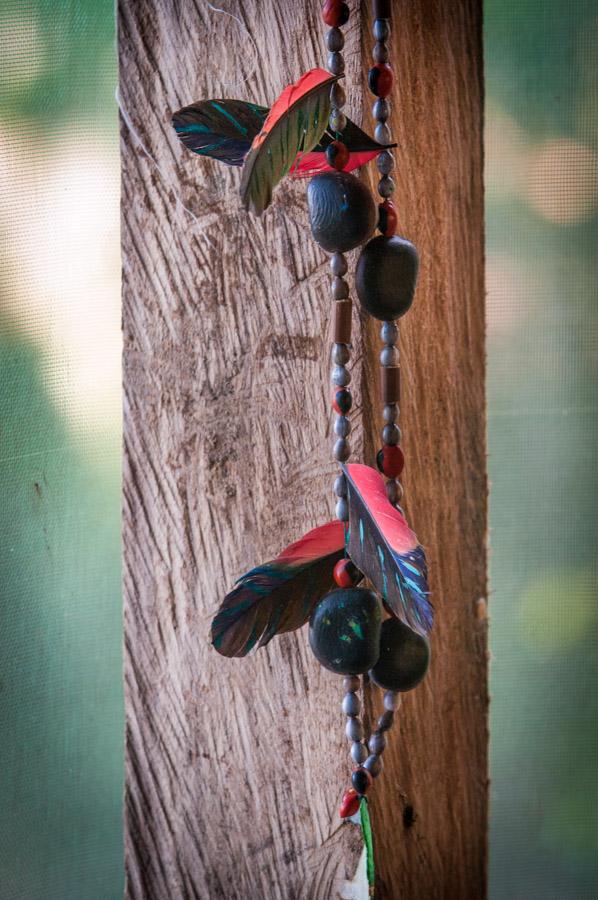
[343, 463, 433, 635]
[211, 521, 346, 657]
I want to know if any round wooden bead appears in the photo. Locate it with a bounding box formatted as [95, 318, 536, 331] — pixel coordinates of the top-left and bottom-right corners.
[331, 364, 350, 386]
[351, 742, 368, 765]
[355, 235, 419, 320]
[332, 342, 350, 364]
[328, 107, 347, 131]
[378, 199, 397, 237]
[326, 140, 350, 171]
[380, 345, 399, 367]
[334, 438, 350, 462]
[383, 690, 400, 711]
[328, 53, 345, 77]
[309, 588, 382, 675]
[330, 251, 348, 276]
[342, 691, 361, 717]
[376, 444, 404, 478]
[322, 0, 350, 27]
[382, 423, 401, 445]
[326, 26, 345, 52]
[332, 387, 352, 414]
[375, 122, 391, 144]
[378, 175, 395, 197]
[346, 717, 363, 741]
[368, 732, 387, 755]
[308, 172, 376, 253]
[373, 18, 390, 41]
[352, 767, 372, 796]
[333, 557, 362, 589]
[370, 618, 431, 692]
[368, 63, 394, 98]
[377, 150, 394, 174]
[364, 754, 383, 777]
[373, 98, 390, 122]
[330, 81, 346, 108]
[377, 710, 394, 732]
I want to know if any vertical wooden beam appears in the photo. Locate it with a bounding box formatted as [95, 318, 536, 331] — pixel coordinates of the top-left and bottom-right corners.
[119, 0, 486, 897]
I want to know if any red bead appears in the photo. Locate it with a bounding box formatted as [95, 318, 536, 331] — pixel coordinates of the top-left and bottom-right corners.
[376, 444, 404, 478]
[340, 788, 360, 818]
[368, 63, 394, 98]
[333, 558, 361, 588]
[322, 0, 350, 27]
[326, 140, 350, 171]
[332, 387, 352, 415]
[378, 200, 397, 237]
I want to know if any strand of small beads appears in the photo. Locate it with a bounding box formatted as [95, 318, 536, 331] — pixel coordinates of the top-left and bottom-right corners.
[322, 0, 372, 806]
[368, 0, 405, 512]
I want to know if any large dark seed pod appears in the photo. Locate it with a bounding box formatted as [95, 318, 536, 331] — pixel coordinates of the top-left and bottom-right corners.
[355, 234, 419, 320]
[309, 587, 381, 674]
[308, 172, 376, 253]
[369, 617, 430, 692]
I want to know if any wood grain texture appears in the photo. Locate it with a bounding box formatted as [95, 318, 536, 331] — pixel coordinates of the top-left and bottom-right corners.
[119, 0, 487, 897]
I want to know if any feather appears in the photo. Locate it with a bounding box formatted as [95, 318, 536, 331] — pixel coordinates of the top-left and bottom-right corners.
[343, 463, 433, 635]
[240, 68, 337, 215]
[211, 521, 346, 657]
[172, 99, 267, 166]
[290, 118, 396, 177]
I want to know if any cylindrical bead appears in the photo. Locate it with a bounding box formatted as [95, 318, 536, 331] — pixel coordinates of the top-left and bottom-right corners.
[346, 717, 363, 741]
[381, 365, 400, 403]
[334, 299, 353, 344]
[342, 692, 361, 717]
[373, 0, 391, 19]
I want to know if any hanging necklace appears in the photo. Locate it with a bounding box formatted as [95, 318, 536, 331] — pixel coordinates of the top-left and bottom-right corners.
[172, 2, 432, 894]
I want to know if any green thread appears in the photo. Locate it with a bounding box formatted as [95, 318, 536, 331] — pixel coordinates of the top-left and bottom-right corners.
[360, 797, 375, 895]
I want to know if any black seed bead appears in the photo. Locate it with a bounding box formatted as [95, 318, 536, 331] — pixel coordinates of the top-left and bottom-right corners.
[352, 767, 372, 796]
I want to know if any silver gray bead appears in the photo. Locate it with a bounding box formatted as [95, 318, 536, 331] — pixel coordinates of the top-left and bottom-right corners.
[377, 710, 394, 732]
[373, 42, 389, 64]
[364, 754, 383, 777]
[375, 122, 392, 145]
[343, 674, 360, 692]
[378, 175, 396, 197]
[380, 345, 399, 367]
[368, 731, 387, 755]
[373, 18, 390, 41]
[328, 52, 345, 76]
[331, 276, 349, 301]
[380, 321, 398, 344]
[334, 415, 351, 438]
[383, 403, 399, 423]
[342, 692, 361, 717]
[330, 82, 346, 109]
[330, 251, 348, 276]
[385, 478, 403, 504]
[329, 108, 347, 133]
[377, 150, 395, 175]
[331, 364, 351, 387]
[383, 690, 400, 711]
[351, 741, 368, 764]
[346, 717, 363, 741]
[326, 26, 345, 52]
[334, 438, 351, 462]
[335, 474, 348, 498]
[382, 423, 401, 445]
[332, 342, 350, 365]
[373, 98, 390, 122]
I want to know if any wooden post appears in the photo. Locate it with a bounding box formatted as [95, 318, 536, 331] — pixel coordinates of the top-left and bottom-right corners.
[119, 1, 486, 898]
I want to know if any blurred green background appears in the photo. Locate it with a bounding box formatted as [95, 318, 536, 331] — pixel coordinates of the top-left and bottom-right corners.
[0, 1, 123, 899]
[0, 1, 596, 898]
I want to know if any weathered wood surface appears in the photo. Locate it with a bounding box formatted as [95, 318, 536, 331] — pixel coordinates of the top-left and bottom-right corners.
[119, 1, 487, 898]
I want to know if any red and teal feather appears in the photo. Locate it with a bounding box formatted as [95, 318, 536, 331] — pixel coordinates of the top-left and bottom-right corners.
[211, 521, 346, 657]
[343, 463, 433, 635]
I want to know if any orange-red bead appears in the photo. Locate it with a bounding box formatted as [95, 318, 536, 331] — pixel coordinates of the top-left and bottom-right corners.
[340, 788, 360, 818]
[333, 558, 361, 588]
[368, 63, 394, 98]
[322, 0, 350, 27]
[378, 200, 397, 237]
[376, 444, 404, 478]
[326, 140, 350, 170]
[332, 387, 352, 415]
